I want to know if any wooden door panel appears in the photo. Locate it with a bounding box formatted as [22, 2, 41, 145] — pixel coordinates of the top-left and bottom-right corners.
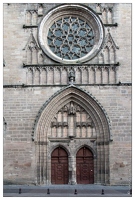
[51, 163, 55, 184]
[76, 147, 94, 184]
[51, 147, 68, 184]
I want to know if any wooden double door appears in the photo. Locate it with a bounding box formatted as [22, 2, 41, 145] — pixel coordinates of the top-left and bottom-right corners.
[51, 146, 94, 184]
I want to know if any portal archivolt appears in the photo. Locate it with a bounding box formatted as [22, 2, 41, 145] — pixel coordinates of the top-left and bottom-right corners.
[34, 85, 111, 185]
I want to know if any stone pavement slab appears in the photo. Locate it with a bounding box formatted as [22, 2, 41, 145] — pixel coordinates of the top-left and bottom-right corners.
[3, 184, 132, 197]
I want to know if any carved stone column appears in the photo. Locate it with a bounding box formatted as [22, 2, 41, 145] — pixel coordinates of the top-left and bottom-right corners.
[68, 141, 77, 185]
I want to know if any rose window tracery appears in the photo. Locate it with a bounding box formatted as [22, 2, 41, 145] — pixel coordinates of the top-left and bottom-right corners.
[38, 4, 104, 64]
[47, 17, 95, 60]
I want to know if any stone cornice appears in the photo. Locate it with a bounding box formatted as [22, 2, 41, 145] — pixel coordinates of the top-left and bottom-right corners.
[3, 83, 132, 88]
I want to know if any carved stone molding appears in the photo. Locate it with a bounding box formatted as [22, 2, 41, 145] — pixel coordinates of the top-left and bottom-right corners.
[25, 65, 118, 85]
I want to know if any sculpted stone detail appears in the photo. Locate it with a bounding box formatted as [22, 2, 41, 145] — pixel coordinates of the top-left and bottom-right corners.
[33, 85, 112, 142]
[96, 3, 114, 24]
[38, 4, 43, 16]
[23, 33, 40, 65]
[50, 101, 95, 138]
[26, 65, 118, 85]
[25, 10, 38, 26]
[68, 102, 76, 115]
[68, 69, 75, 84]
[103, 29, 119, 63]
[104, 29, 119, 50]
[98, 29, 119, 65]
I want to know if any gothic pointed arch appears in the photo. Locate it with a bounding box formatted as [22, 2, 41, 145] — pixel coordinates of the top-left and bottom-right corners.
[34, 85, 112, 141]
[103, 30, 119, 50]
[34, 85, 112, 185]
[49, 144, 70, 157]
[75, 143, 96, 159]
[23, 33, 40, 65]
[24, 32, 39, 51]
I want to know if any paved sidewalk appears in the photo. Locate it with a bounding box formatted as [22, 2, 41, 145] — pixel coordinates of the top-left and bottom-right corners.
[3, 184, 132, 197]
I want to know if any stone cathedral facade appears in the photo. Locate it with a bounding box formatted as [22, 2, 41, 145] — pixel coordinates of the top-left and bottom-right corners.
[3, 3, 132, 186]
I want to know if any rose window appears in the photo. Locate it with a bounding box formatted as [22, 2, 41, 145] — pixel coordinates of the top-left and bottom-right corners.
[38, 4, 104, 64]
[47, 17, 95, 60]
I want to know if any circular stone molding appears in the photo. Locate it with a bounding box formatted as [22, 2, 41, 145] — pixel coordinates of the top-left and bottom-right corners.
[38, 4, 104, 64]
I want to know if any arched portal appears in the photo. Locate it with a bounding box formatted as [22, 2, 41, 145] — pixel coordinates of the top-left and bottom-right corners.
[76, 146, 94, 184]
[34, 85, 112, 185]
[51, 147, 68, 184]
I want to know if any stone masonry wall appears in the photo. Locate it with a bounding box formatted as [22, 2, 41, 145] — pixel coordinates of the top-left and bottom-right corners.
[3, 85, 131, 185]
[3, 3, 132, 185]
[3, 3, 131, 85]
